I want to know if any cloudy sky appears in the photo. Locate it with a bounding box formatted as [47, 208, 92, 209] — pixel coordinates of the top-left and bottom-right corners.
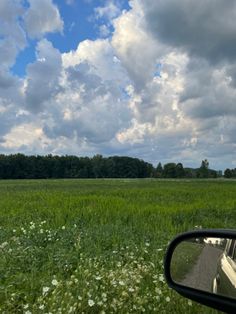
[1, 0, 236, 170]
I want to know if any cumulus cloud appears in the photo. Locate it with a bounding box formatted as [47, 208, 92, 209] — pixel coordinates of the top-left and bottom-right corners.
[24, 0, 63, 38]
[141, 0, 236, 64]
[112, 0, 165, 90]
[43, 57, 132, 144]
[62, 38, 129, 83]
[94, 1, 121, 21]
[0, 0, 26, 47]
[0, 0, 26, 69]
[179, 59, 236, 120]
[1, 0, 236, 169]
[98, 24, 111, 38]
[24, 39, 62, 112]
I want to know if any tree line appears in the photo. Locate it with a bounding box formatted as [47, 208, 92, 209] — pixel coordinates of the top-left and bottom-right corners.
[224, 168, 236, 178]
[0, 154, 153, 179]
[155, 159, 221, 178]
[0, 154, 233, 179]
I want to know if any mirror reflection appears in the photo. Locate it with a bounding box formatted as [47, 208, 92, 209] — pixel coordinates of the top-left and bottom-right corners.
[171, 237, 236, 300]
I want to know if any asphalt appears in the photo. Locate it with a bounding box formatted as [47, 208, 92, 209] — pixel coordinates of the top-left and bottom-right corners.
[180, 245, 223, 293]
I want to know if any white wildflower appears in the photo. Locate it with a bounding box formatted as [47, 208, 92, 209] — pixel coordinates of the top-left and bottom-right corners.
[0, 242, 8, 249]
[155, 288, 162, 295]
[188, 300, 192, 306]
[52, 279, 58, 286]
[159, 274, 165, 282]
[62, 226, 66, 230]
[166, 296, 170, 302]
[42, 286, 50, 295]
[88, 299, 95, 307]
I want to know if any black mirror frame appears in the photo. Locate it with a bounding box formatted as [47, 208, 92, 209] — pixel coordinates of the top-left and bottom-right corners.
[164, 229, 236, 314]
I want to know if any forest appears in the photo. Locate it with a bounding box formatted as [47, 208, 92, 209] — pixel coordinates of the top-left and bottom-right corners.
[0, 154, 233, 179]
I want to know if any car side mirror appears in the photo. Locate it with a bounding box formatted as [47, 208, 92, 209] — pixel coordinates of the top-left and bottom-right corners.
[164, 230, 236, 313]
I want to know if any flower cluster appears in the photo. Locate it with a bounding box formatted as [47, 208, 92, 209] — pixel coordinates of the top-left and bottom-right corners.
[0, 221, 198, 313]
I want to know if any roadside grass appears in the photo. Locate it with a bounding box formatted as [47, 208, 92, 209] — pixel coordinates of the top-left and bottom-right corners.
[170, 241, 204, 282]
[0, 179, 235, 313]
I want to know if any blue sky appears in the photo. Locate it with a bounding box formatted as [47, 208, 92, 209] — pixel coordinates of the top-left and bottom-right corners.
[12, 0, 130, 76]
[1, 0, 236, 170]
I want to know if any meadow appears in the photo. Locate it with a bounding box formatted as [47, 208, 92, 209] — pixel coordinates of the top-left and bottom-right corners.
[0, 178, 235, 313]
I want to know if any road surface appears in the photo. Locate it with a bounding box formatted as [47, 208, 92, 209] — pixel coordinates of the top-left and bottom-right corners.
[180, 245, 223, 293]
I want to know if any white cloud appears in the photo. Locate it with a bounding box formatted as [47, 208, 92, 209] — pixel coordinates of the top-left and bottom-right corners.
[62, 38, 129, 83]
[141, 0, 236, 64]
[0, 0, 26, 69]
[1, 0, 236, 169]
[43, 57, 132, 144]
[98, 24, 111, 38]
[112, 0, 166, 90]
[24, 0, 64, 38]
[110, 0, 236, 168]
[24, 39, 62, 112]
[2, 123, 44, 149]
[94, 1, 121, 21]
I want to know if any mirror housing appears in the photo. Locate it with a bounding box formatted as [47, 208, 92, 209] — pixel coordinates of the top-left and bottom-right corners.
[164, 230, 236, 313]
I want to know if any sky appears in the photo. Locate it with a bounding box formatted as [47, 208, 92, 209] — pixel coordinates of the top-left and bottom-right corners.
[1, 0, 236, 170]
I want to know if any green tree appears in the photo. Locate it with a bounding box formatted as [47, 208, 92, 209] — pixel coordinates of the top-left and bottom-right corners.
[92, 154, 106, 178]
[175, 163, 185, 178]
[163, 163, 177, 178]
[197, 159, 210, 178]
[224, 168, 232, 178]
[156, 162, 163, 178]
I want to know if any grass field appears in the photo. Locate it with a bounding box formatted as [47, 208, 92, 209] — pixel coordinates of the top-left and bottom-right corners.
[0, 179, 235, 313]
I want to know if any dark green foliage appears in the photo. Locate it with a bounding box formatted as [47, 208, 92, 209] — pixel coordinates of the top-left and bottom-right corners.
[224, 168, 236, 178]
[156, 162, 163, 177]
[0, 154, 154, 179]
[195, 159, 217, 178]
[0, 154, 231, 179]
[163, 163, 178, 178]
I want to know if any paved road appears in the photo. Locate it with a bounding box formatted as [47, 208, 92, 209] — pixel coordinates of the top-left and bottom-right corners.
[180, 245, 223, 293]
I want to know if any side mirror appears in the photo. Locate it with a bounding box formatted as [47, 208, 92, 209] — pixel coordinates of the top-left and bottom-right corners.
[164, 230, 236, 313]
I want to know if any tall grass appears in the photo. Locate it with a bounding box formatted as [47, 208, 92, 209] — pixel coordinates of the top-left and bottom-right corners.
[0, 179, 235, 313]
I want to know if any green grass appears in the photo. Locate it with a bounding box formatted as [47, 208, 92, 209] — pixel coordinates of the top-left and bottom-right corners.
[170, 241, 204, 282]
[0, 178, 235, 313]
